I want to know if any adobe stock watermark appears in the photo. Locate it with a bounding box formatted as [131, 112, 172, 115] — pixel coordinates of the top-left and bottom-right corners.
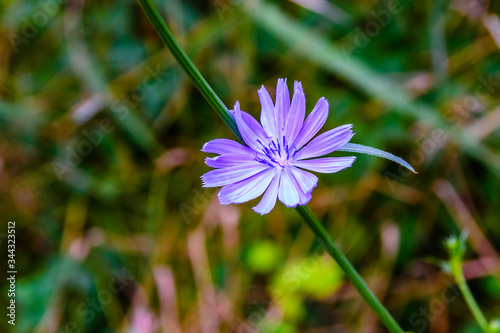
[57, 267, 136, 333]
[408, 277, 461, 333]
[236, 249, 326, 332]
[212, 0, 242, 20]
[6, 221, 16, 326]
[8, 0, 67, 54]
[179, 187, 218, 224]
[385, 73, 500, 190]
[179, 165, 271, 224]
[339, 0, 403, 60]
[444, 74, 500, 127]
[52, 65, 168, 181]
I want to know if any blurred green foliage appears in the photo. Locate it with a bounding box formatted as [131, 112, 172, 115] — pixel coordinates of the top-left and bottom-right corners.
[1, 0, 500, 332]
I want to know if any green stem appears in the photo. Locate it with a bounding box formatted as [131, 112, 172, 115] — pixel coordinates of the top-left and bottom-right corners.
[296, 205, 404, 333]
[451, 258, 491, 332]
[136, 0, 242, 142]
[137, 1, 404, 332]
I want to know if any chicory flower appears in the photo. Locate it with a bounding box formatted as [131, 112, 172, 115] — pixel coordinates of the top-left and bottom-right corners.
[202, 79, 357, 215]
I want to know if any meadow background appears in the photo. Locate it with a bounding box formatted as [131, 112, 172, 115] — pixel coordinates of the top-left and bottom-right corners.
[1, 0, 500, 332]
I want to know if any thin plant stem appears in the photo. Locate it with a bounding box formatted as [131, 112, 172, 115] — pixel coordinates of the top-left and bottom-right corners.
[295, 205, 403, 333]
[450, 258, 491, 332]
[136, 0, 243, 142]
[136, 1, 404, 332]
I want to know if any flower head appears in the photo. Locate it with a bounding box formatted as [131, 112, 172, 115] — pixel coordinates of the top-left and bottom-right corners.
[202, 79, 355, 215]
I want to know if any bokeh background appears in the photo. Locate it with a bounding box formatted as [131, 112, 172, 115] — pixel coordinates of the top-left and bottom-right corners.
[1, 0, 500, 332]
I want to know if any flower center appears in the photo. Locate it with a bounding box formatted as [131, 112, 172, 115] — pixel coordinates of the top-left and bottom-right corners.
[255, 136, 297, 169]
